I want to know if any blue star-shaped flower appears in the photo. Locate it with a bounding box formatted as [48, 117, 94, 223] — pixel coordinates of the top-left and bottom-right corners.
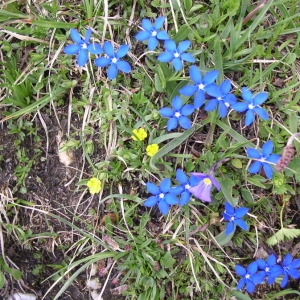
[159, 96, 195, 131]
[279, 253, 300, 288]
[188, 172, 220, 202]
[236, 261, 266, 294]
[179, 66, 219, 108]
[94, 42, 131, 80]
[144, 178, 181, 215]
[157, 40, 195, 71]
[204, 80, 237, 117]
[222, 202, 249, 235]
[135, 16, 169, 50]
[231, 87, 269, 126]
[64, 28, 102, 66]
[246, 140, 281, 179]
[256, 254, 283, 284]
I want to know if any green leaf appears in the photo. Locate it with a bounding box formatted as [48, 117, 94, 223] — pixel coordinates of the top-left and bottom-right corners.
[219, 178, 238, 206]
[267, 228, 300, 246]
[32, 20, 77, 29]
[0, 272, 5, 289]
[214, 229, 235, 246]
[247, 175, 266, 188]
[9, 268, 22, 280]
[231, 290, 252, 300]
[231, 158, 243, 169]
[161, 252, 175, 269]
[172, 24, 190, 43]
[267, 289, 300, 299]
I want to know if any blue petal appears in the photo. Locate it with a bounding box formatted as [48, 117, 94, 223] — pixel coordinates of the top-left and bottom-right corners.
[236, 278, 246, 290]
[135, 30, 151, 41]
[159, 107, 174, 118]
[280, 273, 289, 288]
[253, 92, 268, 105]
[64, 44, 81, 54]
[209, 175, 220, 190]
[148, 37, 159, 50]
[160, 178, 171, 193]
[224, 93, 237, 105]
[180, 53, 195, 63]
[266, 254, 277, 266]
[218, 102, 228, 118]
[179, 116, 191, 129]
[189, 65, 202, 84]
[222, 212, 231, 221]
[177, 40, 191, 52]
[170, 185, 184, 195]
[252, 272, 266, 284]
[220, 79, 232, 93]
[235, 207, 249, 218]
[287, 268, 300, 279]
[172, 96, 183, 111]
[205, 99, 218, 112]
[194, 90, 205, 109]
[245, 280, 256, 294]
[181, 104, 195, 116]
[179, 85, 198, 97]
[205, 84, 222, 98]
[117, 60, 131, 73]
[231, 102, 248, 112]
[203, 70, 219, 85]
[235, 218, 248, 231]
[94, 57, 111, 67]
[107, 64, 118, 79]
[157, 31, 169, 40]
[84, 28, 92, 42]
[157, 51, 174, 62]
[267, 154, 281, 163]
[77, 49, 88, 66]
[254, 107, 268, 121]
[247, 261, 258, 274]
[87, 43, 102, 54]
[245, 109, 255, 126]
[164, 39, 176, 52]
[225, 221, 235, 235]
[283, 254, 293, 266]
[179, 191, 191, 206]
[172, 58, 183, 71]
[235, 265, 247, 276]
[158, 199, 170, 215]
[248, 161, 262, 174]
[154, 16, 165, 29]
[241, 87, 253, 103]
[116, 45, 129, 58]
[176, 169, 188, 184]
[144, 195, 158, 207]
[141, 18, 153, 31]
[262, 163, 274, 179]
[103, 41, 114, 57]
[146, 182, 160, 195]
[167, 118, 178, 131]
[189, 180, 212, 202]
[262, 141, 273, 157]
[70, 29, 82, 43]
[246, 148, 261, 159]
[225, 201, 235, 215]
[256, 259, 266, 270]
[291, 258, 300, 269]
[165, 193, 179, 205]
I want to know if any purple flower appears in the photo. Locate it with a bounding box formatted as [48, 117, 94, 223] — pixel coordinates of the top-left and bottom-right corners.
[157, 40, 195, 71]
[204, 80, 237, 117]
[159, 96, 195, 131]
[246, 140, 281, 179]
[179, 66, 219, 108]
[64, 28, 102, 66]
[188, 172, 220, 202]
[94, 42, 131, 80]
[256, 254, 283, 284]
[144, 178, 181, 215]
[279, 254, 300, 288]
[135, 16, 169, 50]
[231, 87, 269, 126]
[236, 261, 266, 293]
[222, 202, 249, 235]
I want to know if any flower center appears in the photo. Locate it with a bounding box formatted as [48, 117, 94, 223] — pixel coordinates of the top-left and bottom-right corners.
[112, 57, 118, 64]
[152, 30, 157, 36]
[225, 102, 230, 107]
[198, 83, 205, 90]
[203, 178, 211, 185]
[175, 112, 181, 118]
[230, 216, 235, 221]
[217, 97, 222, 101]
[265, 267, 270, 272]
[245, 274, 250, 279]
[174, 52, 180, 58]
[82, 43, 88, 49]
[248, 103, 254, 109]
[159, 193, 165, 199]
[185, 184, 190, 189]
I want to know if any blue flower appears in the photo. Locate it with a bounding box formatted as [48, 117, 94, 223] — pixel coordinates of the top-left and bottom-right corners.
[64, 28, 102, 66]
[157, 40, 195, 71]
[256, 254, 283, 284]
[135, 16, 169, 50]
[179, 66, 219, 108]
[159, 96, 195, 131]
[235, 261, 266, 294]
[279, 254, 300, 288]
[246, 140, 281, 179]
[204, 80, 237, 117]
[222, 202, 249, 235]
[94, 42, 131, 79]
[231, 87, 269, 126]
[144, 178, 181, 215]
[188, 172, 220, 202]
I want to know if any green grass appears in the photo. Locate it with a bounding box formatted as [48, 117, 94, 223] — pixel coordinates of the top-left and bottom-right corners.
[0, 0, 300, 299]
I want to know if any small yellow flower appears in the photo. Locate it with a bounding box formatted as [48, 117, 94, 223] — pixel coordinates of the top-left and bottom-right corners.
[87, 178, 102, 194]
[146, 144, 159, 157]
[131, 128, 147, 141]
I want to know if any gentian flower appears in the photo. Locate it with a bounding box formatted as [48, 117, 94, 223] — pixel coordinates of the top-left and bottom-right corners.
[159, 96, 195, 131]
[146, 144, 159, 157]
[144, 178, 181, 215]
[188, 172, 220, 202]
[94, 41, 131, 79]
[205, 80, 237, 117]
[179, 66, 219, 108]
[256, 254, 283, 284]
[157, 40, 195, 71]
[135, 16, 169, 50]
[87, 178, 102, 194]
[231, 87, 269, 126]
[175, 169, 199, 206]
[235, 261, 266, 293]
[279, 253, 300, 288]
[222, 202, 249, 235]
[246, 140, 281, 179]
[64, 28, 102, 66]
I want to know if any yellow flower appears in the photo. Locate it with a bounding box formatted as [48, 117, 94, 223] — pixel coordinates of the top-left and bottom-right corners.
[131, 128, 147, 141]
[87, 178, 102, 194]
[146, 144, 159, 157]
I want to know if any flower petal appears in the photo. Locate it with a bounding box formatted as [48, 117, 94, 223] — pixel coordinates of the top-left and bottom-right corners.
[135, 30, 151, 41]
[231, 102, 248, 112]
[262, 141, 273, 157]
[209, 175, 220, 190]
[280, 273, 289, 288]
[267, 154, 281, 163]
[236, 278, 246, 290]
[194, 90, 205, 109]
[157, 51, 174, 62]
[144, 195, 158, 207]
[179, 85, 198, 97]
[205, 99, 218, 112]
[141, 18, 153, 31]
[266, 254, 277, 266]
[246, 148, 261, 159]
[247, 261, 258, 274]
[283, 254, 293, 266]
[146, 182, 160, 195]
[181, 53, 195, 63]
[241, 87, 253, 103]
[63, 44, 81, 55]
[171, 96, 183, 111]
[181, 104, 195, 116]
[107, 64, 119, 79]
[253, 92, 268, 105]
[165, 193, 179, 205]
[235, 218, 248, 231]
[77, 49, 88, 66]
[84, 28, 92, 42]
[188, 180, 212, 202]
[205, 84, 222, 98]
[116, 45, 129, 58]
[262, 163, 274, 179]
[176, 169, 188, 184]
[167, 118, 178, 131]
[220, 79, 232, 93]
[70, 29, 82, 43]
[189, 65, 202, 84]
[245, 280, 256, 294]
[172, 57, 183, 71]
[179, 116, 192, 129]
[203, 70, 219, 85]
[103, 41, 115, 57]
[248, 161, 262, 174]
[116, 60, 131, 73]
[224, 201, 235, 215]
[157, 31, 169, 40]
[254, 106, 268, 121]
[225, 221, 235, 235]
[164, 39, 176, 52]
[87, 43, 102, 54]
[218, 102, 228, 118]
[148, 36, 159, 50]
[245, 109, 255, 126]
[160, 178, 171, 193]
[235, 265, 247, 276]
[179, 191, 191, 206]
[159, 107, 174, 118]
[94, 57, 111, 67]
[177, 40, 191, 52]
[154, 16, 165, 29]
[158, 200, 170, 215]
[235, 207, 249, 218]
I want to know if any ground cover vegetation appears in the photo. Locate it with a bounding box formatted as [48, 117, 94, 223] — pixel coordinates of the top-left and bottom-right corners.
[0, 0, 300, 299]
